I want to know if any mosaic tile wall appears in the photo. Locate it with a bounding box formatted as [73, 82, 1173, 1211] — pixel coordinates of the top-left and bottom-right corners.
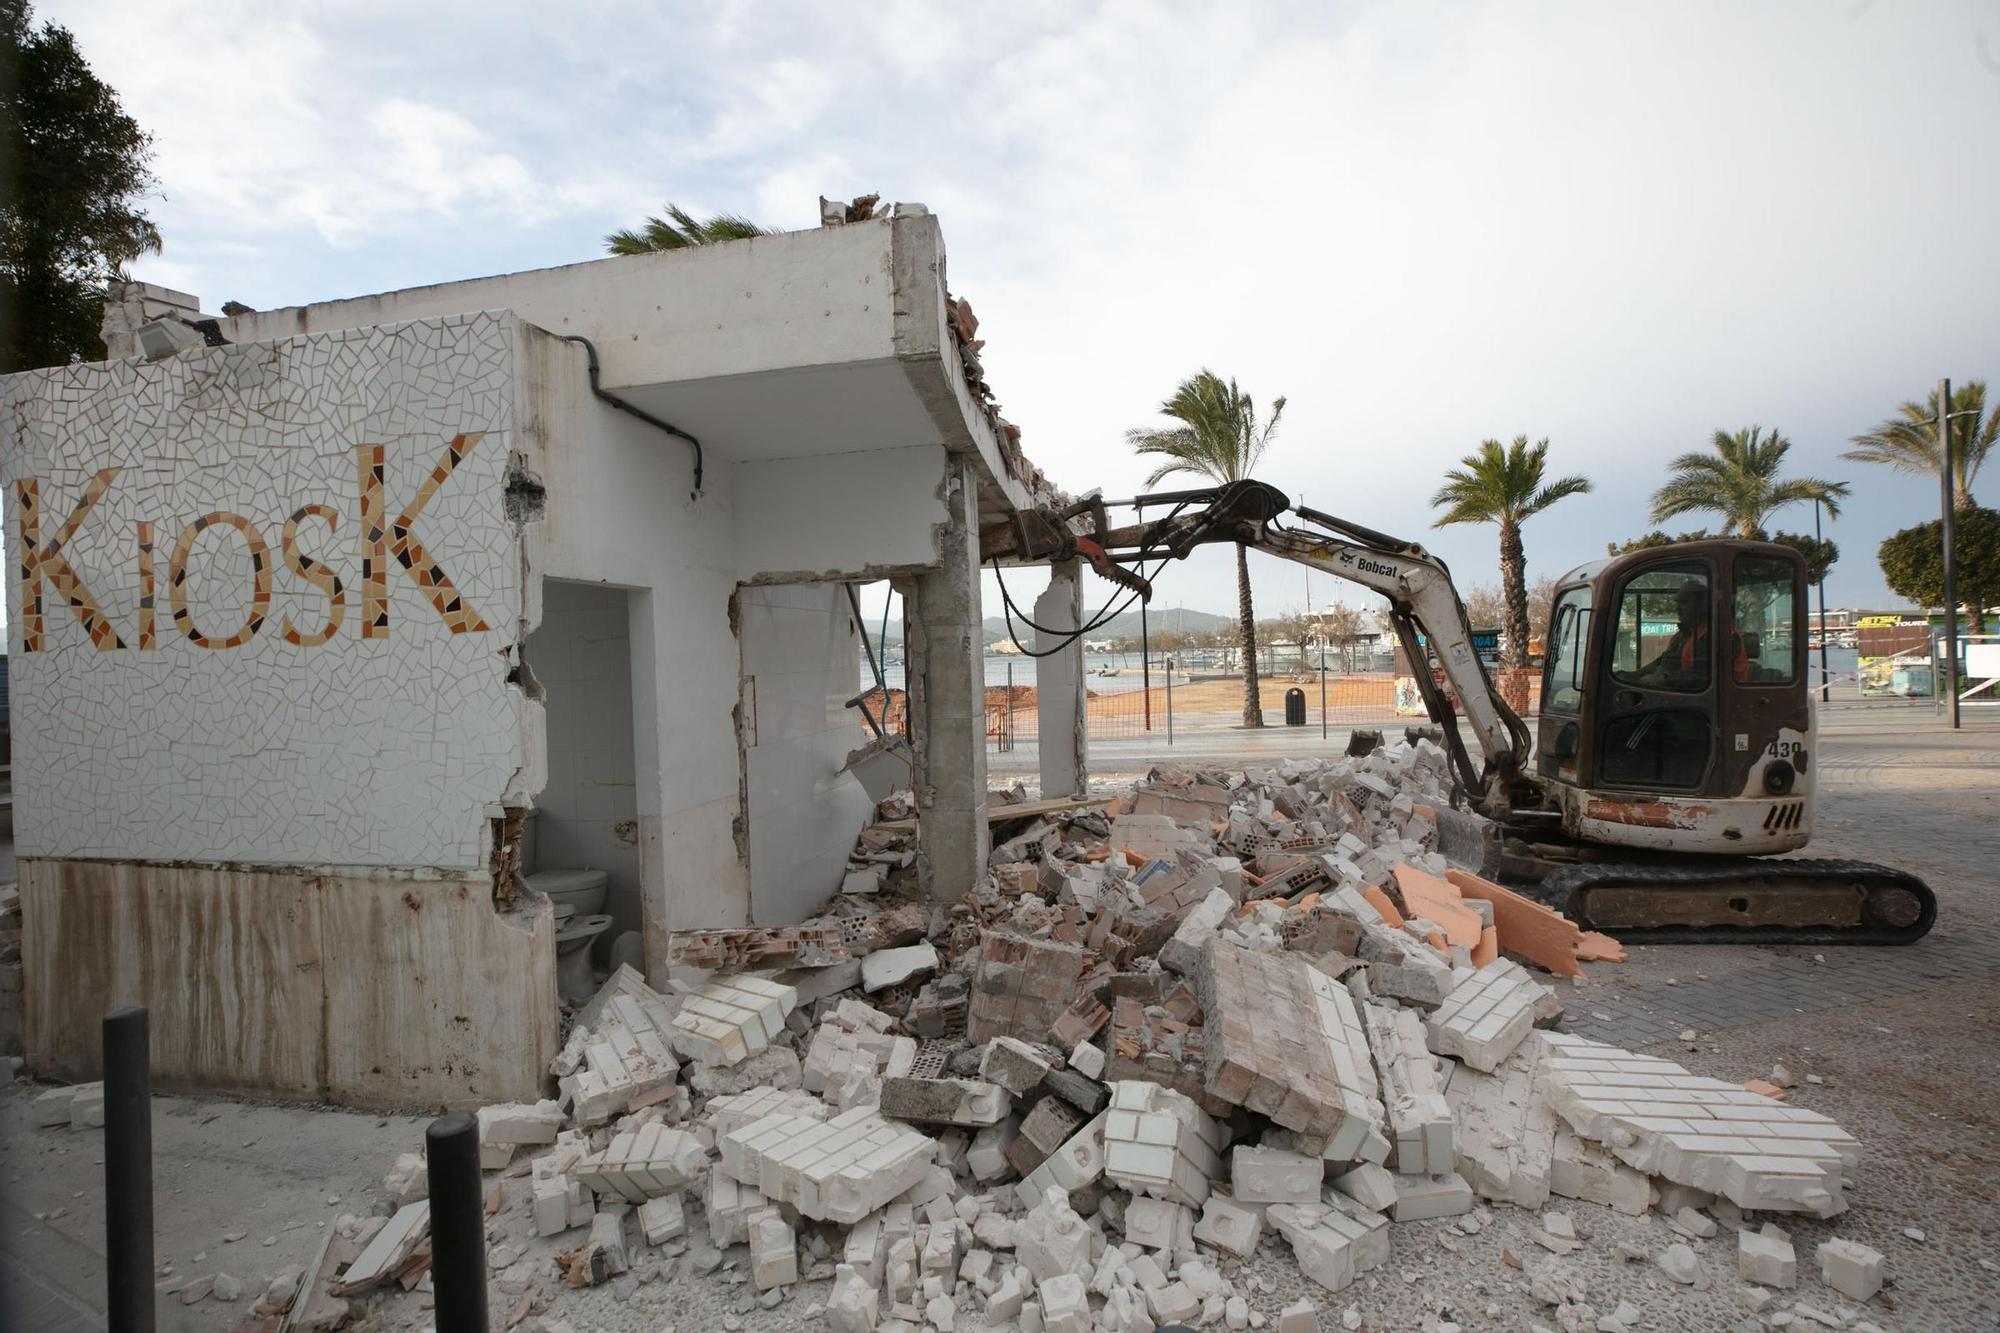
[0, 311, 528, 869]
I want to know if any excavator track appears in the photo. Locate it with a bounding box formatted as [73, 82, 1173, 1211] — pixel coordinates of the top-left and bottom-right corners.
[1527, 857, 1937, 946]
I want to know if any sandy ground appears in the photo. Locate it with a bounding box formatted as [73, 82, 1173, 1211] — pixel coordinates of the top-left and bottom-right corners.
[3, 708, 1996, 1332]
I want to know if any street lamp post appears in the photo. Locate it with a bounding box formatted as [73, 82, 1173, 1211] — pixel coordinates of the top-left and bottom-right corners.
[1940, 378, 1960, 730]
[1813, 498, 1830, 704]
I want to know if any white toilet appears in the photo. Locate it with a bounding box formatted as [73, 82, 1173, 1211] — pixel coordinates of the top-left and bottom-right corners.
[529, 867, 615, 1004]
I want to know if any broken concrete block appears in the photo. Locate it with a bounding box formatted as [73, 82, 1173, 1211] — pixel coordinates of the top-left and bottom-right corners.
[749, 1207, 799, 1289]
[636, 1193, 685, 1246]
[1278, 1297, 1319, 1333]
[879, 1073, 1009, 1127]
[1549, 1127, 1653, 1216]
[32, 1086, 78, 1127]
[1192, 1191, 1263, 1258]
[968, 1117, 1021, 1182]
[571, 1124, 707, 1202]
[667, 974, 797, 1068]
[1657, 1241, 1699, 1285]
[582, 1210, 629, 1283]
[968, 931, 1085, 1044]
[1010, 1095, 1087, 1176]
[1123, 1195, 1195, 1252]
[707, 1085, 829, 1139]
[1015, 1186, 1092, 1285]
[1738, 1225, 1796, 1287]
[68, 1083, 105, 1129]
[1103, 1079, 1227, 1208]
[1068, 1039, 1106, 1081]
[705, 1168, 757, 1247]
[1358, 923, 1455, 1009]
[1146, 1279, 1202, 1326]
[1040, 1271, 1092, 1333]
[1361, 1002, 1453, 1175]
[1231, 1144, 1321, 1205]
[332, 1200, 431, 1294]
[1266, 1202, 1388, 1293]
[503, 1094, 602, 1149]
[1196, 938, 1390, 1162]
[862, 942, 940, 993]
[828, 1263, 879, 1332]
[1047, 989, 1111, 1050]
[1389, 1172, 1474, 1222]
[1040, 1065, 1109, 1117]
[1014, 1112, 1108, 1207]
[383, 1151, 428, 1206]
[980, 1037, 1055, 1096]
[1329, 1161, 1399, 1213]
[721, 1105, 934, 1224]
[1425, 959, 1550, 1072]
[1443, 1046, 1556, 1209]
[667, 924, 850, 970]
[1817, 1237, 1883, 1300]
[1539, 1032, 1860, 1215]
[1160, 887, 1237, 976]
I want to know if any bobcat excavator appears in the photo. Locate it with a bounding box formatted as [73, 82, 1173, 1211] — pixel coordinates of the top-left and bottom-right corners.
[987, 479, 1936, 945]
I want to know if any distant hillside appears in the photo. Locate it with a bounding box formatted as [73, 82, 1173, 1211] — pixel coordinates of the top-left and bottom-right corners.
[982, 606, 1231, 644]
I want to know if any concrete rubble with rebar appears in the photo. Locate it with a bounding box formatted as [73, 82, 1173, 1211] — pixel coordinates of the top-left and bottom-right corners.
[69, 734, 1903, 1332]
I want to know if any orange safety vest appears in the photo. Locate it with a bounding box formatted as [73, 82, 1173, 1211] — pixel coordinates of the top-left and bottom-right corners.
[1679, 624, 1750, 682]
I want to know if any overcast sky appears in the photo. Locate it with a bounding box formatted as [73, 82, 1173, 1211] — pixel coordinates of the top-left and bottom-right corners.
[50, 0, 2000, 621]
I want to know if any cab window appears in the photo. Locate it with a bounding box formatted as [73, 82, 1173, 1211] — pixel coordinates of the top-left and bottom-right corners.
[1609, 565, 1711, 693]
[1733, 556, 1798, 685]
[1543, 587, 1590, 713]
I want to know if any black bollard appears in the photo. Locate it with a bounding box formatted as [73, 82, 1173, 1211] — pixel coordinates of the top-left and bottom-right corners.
[103, 1006, 155, 1333]
[425, 1110, 489, 1333]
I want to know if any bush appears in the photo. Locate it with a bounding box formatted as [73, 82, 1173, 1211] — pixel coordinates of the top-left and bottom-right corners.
[1878, 507, 2000, 613]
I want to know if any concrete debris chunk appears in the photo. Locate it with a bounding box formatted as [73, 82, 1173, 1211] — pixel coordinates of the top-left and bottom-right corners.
[1389, 1171, 1474, 1222]
[968, 931, 1085, 1044]
[69, 1083, 105, 1128]
[1362, 1001, 1454, 1174]
[1444, 1046, 1557, 1208]
[667, 974, 797, 1069]
[571, 1124, 707, 1201]
[861, 941, 940, 992]
[1102, 1079, 1227, 1208]
[637, 1192, 685, 1245]
[330, 1200, 429, 1295]
[32, 1086, 80, 1127]
[1192, 1190, 1265, 1258]
[1196, 938, 1389, 1161]
[980, 1036, 1056, 1095]
[1329, 1161, 1399, 1213]
[477, 1099, 565, 1146]
[667, 924, 850, 970]
[1539, 1032, 1859, 1215]
[1267, 1201, 1389, 1293]
[721, 1105, 934, 1223]
[1231, 1143, 1322, 1205]
[706, 1085, 828, 1139]
[1014, 1112, 1108, 1207]
[1016, 1185, 1093, 1285]
[1549, 1127, 1653, 1216]
[1426, 959, 1552, 1072]
[1817, 1236, 1884, 1300]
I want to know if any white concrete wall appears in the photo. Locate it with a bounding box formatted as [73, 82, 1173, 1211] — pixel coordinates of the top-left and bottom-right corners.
[734, 444, 949, 580]
[737, 584, 874, 925]
[527, 580, 642, 939]
[0, 311, 530, 869]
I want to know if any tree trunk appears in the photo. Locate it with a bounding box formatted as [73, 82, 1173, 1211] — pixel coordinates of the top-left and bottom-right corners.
[1739, 516, 1761, 540]
[1499, 518, 1530, 670]
[1235, 541, 1263, 727]
[1954, 487, 1975, 512]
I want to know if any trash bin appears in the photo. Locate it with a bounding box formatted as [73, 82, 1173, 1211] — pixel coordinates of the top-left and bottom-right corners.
[1284, 687, 1306, 726]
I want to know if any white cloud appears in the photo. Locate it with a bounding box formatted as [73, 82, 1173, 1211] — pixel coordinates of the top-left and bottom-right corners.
[42, 0, 2000, 610]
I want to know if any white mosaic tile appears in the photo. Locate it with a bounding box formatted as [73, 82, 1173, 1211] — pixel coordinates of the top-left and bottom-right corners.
[0, 311, 530, 869]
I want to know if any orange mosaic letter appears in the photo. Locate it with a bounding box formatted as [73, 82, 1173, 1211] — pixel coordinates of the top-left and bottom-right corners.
[168, 512, 273, 649]
[136, 520, 157, 649]
[357, 433, 491, 639]
[280, 503, 346, 646]
[14, 469, 125, 652]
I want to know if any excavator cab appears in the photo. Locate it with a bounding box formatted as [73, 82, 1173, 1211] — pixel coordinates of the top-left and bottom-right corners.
[1535, 541, 1814, 854]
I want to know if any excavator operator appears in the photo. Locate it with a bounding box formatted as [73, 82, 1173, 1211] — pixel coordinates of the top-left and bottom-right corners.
[1642, 583, 1747, 689]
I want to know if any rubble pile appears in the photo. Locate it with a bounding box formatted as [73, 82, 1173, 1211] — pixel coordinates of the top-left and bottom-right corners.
[158, 736, 1889, 1332]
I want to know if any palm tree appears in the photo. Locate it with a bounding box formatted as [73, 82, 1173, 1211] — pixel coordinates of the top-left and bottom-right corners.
[1430, 437, 1592, 669]
[1845, 381, 1998, 511]
[1126, 371, 1286, 727]
[1650, 427, 1848, 539]
[605, 203, 770, 255]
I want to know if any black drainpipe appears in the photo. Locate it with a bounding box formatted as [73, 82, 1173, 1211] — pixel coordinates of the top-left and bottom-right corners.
[560, 334, 704, 500]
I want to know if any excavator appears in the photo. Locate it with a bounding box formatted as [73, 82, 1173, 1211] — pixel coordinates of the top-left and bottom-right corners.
[986, 479, 1936, 945]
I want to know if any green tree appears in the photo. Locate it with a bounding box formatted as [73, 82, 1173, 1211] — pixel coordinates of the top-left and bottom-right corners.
[0, 0, 160, 372]
[1430, 436, 1592, 669]
[1878, 508, 2000, 635]
[1126, 370, 1286, 726]
[605, 203, 769, 255]
[1610, 528, 1839, 585]
[1846, 382, 1998, 511]
[1650, 427, 1847, 539]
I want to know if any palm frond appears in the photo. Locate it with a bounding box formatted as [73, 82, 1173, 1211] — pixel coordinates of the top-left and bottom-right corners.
[605, 202, 772, 256]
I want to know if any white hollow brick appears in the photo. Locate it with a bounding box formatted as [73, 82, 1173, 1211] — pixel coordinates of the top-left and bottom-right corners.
[1265, 1202, 1388, 1293]
[1302, 969, 1393, 1166]
[1537, 1032, 1860, 1216]
[1443, 1046, 1556, 1209]
[1425, 959, 1545, 1073]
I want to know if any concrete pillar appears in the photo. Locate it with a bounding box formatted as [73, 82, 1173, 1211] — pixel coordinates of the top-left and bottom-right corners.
[1035, 560, 1088, 799]
[908, 456, 989, 900]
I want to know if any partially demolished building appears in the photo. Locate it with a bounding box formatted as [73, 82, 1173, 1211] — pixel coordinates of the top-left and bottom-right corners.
[0, 205, 1092, 1105]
